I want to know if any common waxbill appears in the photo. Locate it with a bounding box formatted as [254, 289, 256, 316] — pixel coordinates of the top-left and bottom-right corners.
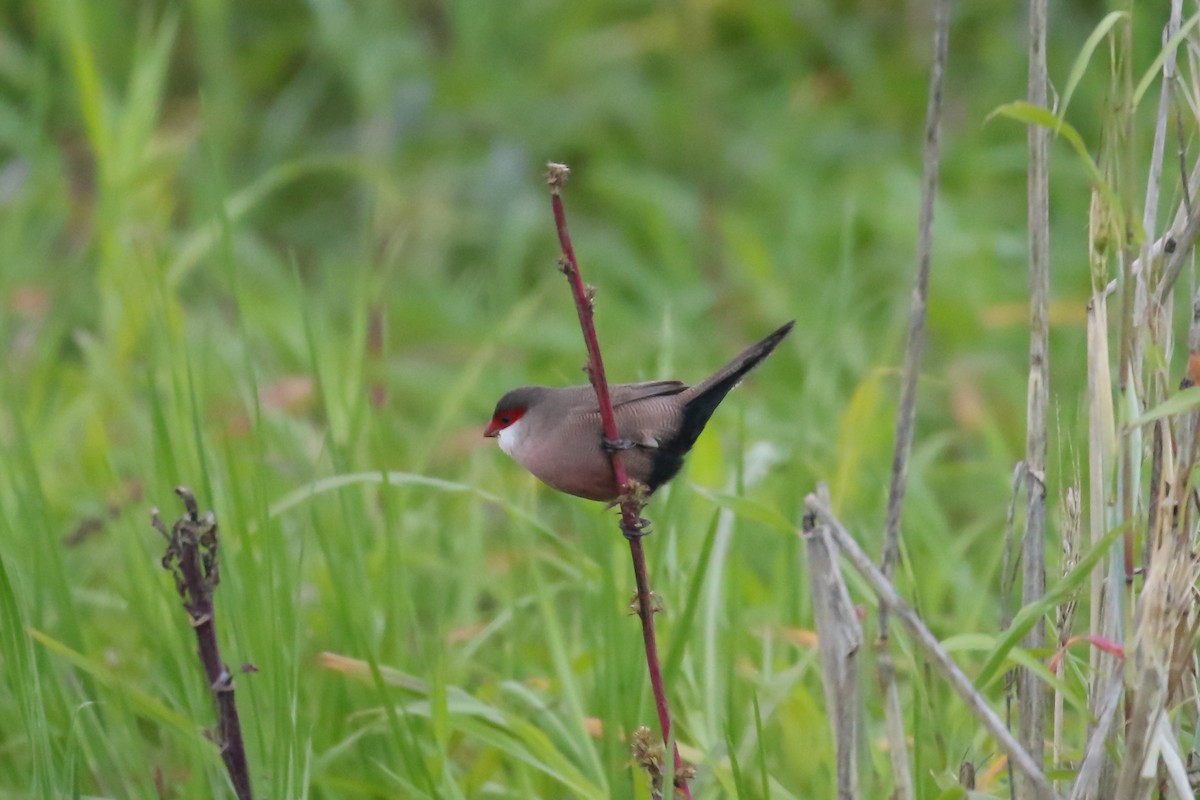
[484, 321, 793, 501]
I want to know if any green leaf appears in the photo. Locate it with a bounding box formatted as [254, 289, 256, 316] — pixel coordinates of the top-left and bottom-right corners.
[268, 471, 576, 563]
[1060, 11, 1128, 123]
[323, 655, 606, 799]
[987, 100, 1124, 222]
[663, 510, 722, 684]
[28, 628, 197, 734]
[975, 519, 1126, 689]
[692, 487, 794, 534]
[939, 633, 996, 653]
[1126, 385, 1200, 429]
[1004, 646, 1088, 713]
[988, 102, 1102, 185]
[1133, 12, 1200, 107]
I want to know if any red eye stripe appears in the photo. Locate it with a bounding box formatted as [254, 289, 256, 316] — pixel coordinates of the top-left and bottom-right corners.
[485, 406, 527, 437]
[492, 407, 526, 428]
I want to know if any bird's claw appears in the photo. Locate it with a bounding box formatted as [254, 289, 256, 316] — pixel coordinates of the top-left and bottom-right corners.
[601, 436, 637, 453]
[620, 515, 652, 539]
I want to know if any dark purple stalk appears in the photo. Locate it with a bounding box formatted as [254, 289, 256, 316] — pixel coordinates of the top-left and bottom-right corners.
[152, 486, 253, 800]
[546, 163, 691, 798]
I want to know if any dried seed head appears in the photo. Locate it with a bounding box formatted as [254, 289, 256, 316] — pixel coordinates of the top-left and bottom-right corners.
[546, 162, 571, 192]
[627, 591, 665, 616]
[630, 725, 663, 775]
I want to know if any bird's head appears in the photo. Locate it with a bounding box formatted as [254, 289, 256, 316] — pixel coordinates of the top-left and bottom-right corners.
[484, 387, 545, 453]
[484, 404, 526, 438]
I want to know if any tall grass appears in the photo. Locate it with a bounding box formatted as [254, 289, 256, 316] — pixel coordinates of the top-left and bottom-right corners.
[0, 1, 1190, 798]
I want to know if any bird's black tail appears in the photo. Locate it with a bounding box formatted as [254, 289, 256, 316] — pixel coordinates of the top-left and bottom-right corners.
[646, 320, 793, 490]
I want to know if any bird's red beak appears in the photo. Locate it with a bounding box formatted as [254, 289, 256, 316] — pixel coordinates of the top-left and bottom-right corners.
[483, 422, 500, 438]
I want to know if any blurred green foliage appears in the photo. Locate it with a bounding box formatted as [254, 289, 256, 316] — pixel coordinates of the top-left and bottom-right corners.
[0, 0, 1177, 797]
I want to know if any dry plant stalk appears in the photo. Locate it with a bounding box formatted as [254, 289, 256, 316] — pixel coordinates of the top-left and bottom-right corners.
[1068, 669, 1123, 800]
[151, 486, 253, 800]
[1113, 397, 1200, 797]
[545, 163, 691, 799]
[802, 7, 1200, 800]
[1112, 501, 1200, 799]
[1053, 484, 1081, 794]
[873, 1, 949, 796]
[1019, 0, 1051, 795]
[1074, 5, 1200, 797]
[802, 483, 863, 799]
[1085, 244, 1121, 768]
[804, 493, 1063, 800]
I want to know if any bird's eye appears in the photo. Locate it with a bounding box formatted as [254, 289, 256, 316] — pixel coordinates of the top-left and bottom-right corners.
[492, 407, 525, 429]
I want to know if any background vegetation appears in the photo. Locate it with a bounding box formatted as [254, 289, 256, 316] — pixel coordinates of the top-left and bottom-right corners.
[0, 1, 1177, 797]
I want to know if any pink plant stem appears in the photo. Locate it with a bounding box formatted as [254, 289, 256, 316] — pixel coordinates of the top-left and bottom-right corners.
[627, 535, 686, 787]
[547, 163, 691, 798]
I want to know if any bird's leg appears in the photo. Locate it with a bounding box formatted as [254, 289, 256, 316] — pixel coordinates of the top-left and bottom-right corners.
[613, 480, 652, 538]
[601, 436, 637, 452]
[620, 516, 653, 538]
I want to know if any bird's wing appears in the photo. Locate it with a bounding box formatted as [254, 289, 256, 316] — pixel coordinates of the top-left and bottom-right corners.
[613, 394, 687, 450]
[607, 380, 688, 409]
[570, 384, 686, 450]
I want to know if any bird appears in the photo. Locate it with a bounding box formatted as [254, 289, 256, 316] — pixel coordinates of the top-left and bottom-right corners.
[484, 321, 793, 501]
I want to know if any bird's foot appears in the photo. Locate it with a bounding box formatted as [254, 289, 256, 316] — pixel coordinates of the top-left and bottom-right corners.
[613, 481, 651, 536]
[620, 517, 653, 538]
[601, 436, 637, 453]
